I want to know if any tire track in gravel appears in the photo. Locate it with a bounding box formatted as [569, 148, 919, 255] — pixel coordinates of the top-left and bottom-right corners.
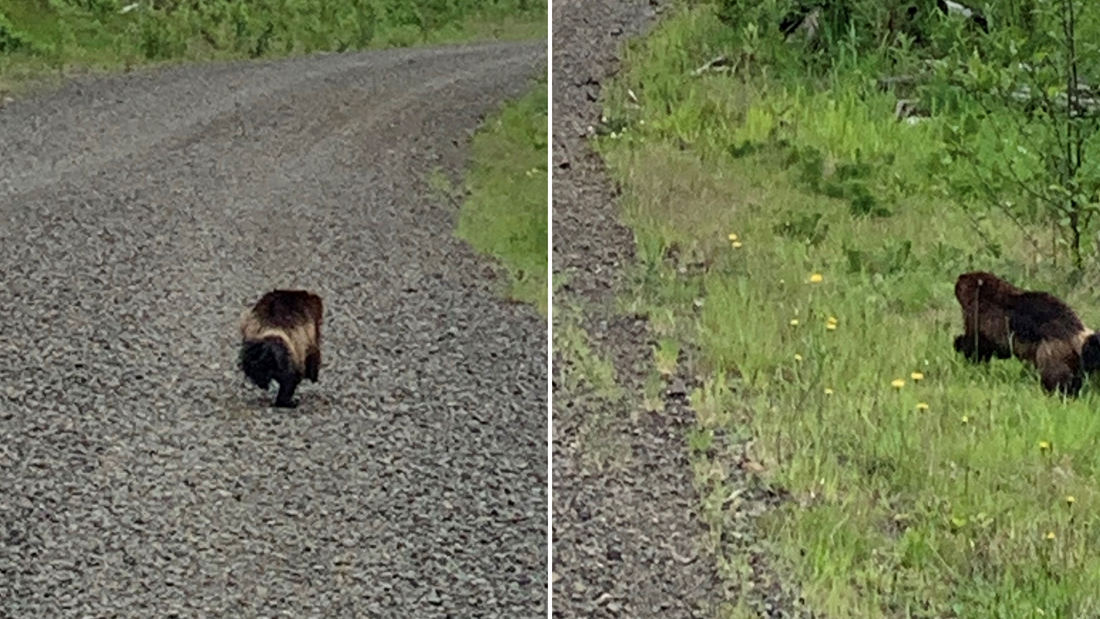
[0, 40, 546, 619]
[552, 2, 812, 618]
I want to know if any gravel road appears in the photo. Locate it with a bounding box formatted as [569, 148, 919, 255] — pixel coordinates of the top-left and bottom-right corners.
[552, 1, 812, 618]
[551, 1, 726, 616]
[0, 40, 547, 618]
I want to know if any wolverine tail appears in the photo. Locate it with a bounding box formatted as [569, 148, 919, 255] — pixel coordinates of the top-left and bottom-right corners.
[239, 336, 293, 390]
[1082, 332, 1100, 373]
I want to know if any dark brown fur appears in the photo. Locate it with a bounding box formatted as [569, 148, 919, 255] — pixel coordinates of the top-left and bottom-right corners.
[953, 271, 1100, 396]
[239, 290, 323, 408]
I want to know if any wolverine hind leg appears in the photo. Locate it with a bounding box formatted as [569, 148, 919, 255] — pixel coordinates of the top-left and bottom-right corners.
[305, 350, 321, 383]
[1040, 360, 1082, 396]
[955, 332, 1009, 363]
[274, 373, 302, 408]
[1037, 341, 1083, 396]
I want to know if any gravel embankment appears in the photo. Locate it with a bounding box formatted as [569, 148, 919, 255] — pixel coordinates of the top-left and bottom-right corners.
[552, 2, 812, 618]
[0, 40, 547, 618]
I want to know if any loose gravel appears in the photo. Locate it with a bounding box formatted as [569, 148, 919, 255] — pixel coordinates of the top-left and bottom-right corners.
[552, 1, 813, 618]
[0, 40, 547, 619]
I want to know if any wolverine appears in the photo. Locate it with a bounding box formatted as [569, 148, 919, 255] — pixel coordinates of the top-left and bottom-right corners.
[239, 289, 323, 408]
[953, 271, 1100, 396]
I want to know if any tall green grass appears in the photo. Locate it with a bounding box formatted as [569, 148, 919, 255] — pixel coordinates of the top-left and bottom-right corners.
[600, 5, 1100, 617]
[0, 0, 545, 92]
[457, 79, 547, 315]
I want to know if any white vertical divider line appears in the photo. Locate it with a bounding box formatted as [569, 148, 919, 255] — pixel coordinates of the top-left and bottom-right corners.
[545, 1, 554, 617]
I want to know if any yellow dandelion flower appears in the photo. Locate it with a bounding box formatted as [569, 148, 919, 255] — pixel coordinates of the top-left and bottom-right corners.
[794, 354, 803, 362]
[826, 323, 837, 331]
[1066, 495, 1076, 506]
[731, 241, 743, 249]
[824, 388, 834, 395]
[827, 316, 838, 324]
[916, 402, 929, 411]
[728, 233, 739, 241]
[809, 273, 824, 283]
[1046, 531, 1056, 540]
[911, 372, 924, 381]
[1039, 440, 1052, 452]
[960, 415, 969, 425]
[891, 379, 905, 389]
[790, 319, 800, 326]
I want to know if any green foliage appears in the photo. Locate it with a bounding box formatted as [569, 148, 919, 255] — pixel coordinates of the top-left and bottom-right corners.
[935, 0, 1100, 269]
[0, 1, 61, 54]
[599, 3, 1100, 616]
[0, 11, 29, 52]
[692, 0, 1100, 268]
[0, 0, 545, 89]
[456, 80, 548, 314]
[135, 6, 184, 59]
[773, 209, 828, 246]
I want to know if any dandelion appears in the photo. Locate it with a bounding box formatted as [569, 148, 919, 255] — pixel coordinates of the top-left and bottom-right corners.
[1067, 495, 1076, 507]
[790, 319, 800, 326]
[1039, 440, 1052, 453]
[728, 233, 739, 241]
[731, 241, 743, 249]
[827, 316, 838, 324]
[1046, 531, 1056, 540]
[911, 372, 924, 381]
[809, 273, 824, 283]
[826, 323, 837, 331]
[916, 402, 929, 411]
[824, 388, 834, 395]
[891, 379, 905, 389]
[960, 415, 969, 425]
[794, 354, 803, 362]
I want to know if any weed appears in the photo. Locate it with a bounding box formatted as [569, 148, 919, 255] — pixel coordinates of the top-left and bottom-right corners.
[554, 306, 630, 469]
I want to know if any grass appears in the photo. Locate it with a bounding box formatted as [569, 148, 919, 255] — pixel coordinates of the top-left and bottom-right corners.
[598, 4, 1100, 618]
[457, 78, 548, 315]
[0, 0, 546, 95]
[552, 302, 630, 469]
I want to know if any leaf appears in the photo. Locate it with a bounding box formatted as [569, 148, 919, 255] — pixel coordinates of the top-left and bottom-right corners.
[962, 114, 980, 137]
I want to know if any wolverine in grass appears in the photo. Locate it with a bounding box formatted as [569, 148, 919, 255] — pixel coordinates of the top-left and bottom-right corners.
[239, 290, 323, 408]
[953, 271, 1100, 396]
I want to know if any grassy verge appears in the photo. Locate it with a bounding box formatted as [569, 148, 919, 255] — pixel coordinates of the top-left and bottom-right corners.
[0, 0, 545, 95]
[456, 78, 548, 315]
[599, 4, 1100, 618]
